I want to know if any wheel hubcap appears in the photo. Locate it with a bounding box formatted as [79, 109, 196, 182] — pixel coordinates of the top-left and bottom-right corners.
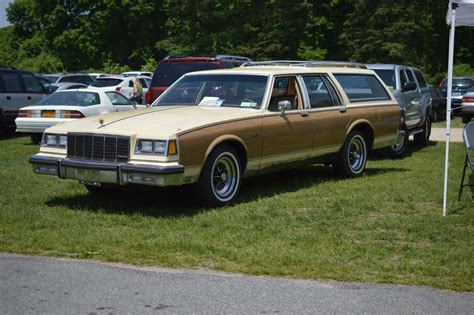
[348, 136, 366, 173]
[211, 153, 239, 201]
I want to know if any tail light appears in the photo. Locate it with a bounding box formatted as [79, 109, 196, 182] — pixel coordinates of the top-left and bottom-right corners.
[462, 95, 474, 103]
[17, 110, 32, 118]
[145, 89, 152, 105]
[115, 87, 121, 92]
[58, 110, 85, 119]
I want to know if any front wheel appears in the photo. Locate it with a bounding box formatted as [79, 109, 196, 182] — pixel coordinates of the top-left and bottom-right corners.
[413, 115, 431, 145]
[194, 144, 241, 206]
[334, 130, 368, 178]
[384, 129, 408, 158]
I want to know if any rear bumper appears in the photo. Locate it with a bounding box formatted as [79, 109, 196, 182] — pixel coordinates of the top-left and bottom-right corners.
[29, 155, 185, 187]
[15, 118, 74, 133]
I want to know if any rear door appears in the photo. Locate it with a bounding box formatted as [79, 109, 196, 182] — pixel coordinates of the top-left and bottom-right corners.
[21, 72, 47, 105]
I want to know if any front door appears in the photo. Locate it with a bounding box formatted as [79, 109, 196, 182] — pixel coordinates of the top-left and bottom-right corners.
[260, 76, 313, 169]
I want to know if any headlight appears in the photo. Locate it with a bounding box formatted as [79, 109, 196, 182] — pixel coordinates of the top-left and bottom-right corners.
[135, 139, 178, 156]
[42, 133, 67, 148]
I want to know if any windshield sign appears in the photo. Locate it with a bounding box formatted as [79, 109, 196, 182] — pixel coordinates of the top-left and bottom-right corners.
[155, 74, 268, 109]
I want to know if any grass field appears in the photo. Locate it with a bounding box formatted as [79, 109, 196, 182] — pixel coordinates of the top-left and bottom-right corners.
[0, 135, 473, 291]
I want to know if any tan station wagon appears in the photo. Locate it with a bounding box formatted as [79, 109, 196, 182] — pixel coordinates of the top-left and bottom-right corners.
[30, 62, 402, 206]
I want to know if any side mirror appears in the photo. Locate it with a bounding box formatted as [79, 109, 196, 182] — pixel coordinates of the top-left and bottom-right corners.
[402, 81, 417, 92]
[277, 100, 292, 115]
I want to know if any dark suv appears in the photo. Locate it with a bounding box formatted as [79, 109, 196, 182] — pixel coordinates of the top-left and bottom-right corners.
[0, 67, 49, 132]
[146, 55, 251, 104]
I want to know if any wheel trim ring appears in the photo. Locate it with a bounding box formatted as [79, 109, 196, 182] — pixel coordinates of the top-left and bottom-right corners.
[391, 133, 406, 152]
[210, 152, 240, 202]
[347, 135, 366, 173]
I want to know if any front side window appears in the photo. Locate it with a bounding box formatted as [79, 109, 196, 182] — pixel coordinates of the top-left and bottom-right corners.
[106, 91, 133, 105]
[37, 91, 100, 106]
[334, 74, 390, 103]
[268, 76, 302, 111]
[22, 73, 44, 93]
[405, 69, 415, 82]
[156, 74, 268, 109]
[2, 73, 23, 92]
[399, 70, 408, 87]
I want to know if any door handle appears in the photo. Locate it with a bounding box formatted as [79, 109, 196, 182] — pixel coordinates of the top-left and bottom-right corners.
[6, 96, 11, 100]
[27, 96, 32, 100]
[339, 105, 346, 113]
[300, 111, 309, 117]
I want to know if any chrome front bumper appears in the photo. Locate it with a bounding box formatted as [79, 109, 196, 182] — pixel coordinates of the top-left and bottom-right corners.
[29, 155, 185, 187]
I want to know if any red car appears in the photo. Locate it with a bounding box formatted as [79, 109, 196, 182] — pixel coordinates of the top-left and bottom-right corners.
[146, 55, 251, 104]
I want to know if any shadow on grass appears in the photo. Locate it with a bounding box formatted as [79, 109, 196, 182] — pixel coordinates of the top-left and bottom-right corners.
[45, 164, 408, 218]
[370, 140, 438, 161]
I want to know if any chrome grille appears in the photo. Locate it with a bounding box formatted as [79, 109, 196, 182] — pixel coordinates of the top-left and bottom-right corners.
[67, 134, 130, 162]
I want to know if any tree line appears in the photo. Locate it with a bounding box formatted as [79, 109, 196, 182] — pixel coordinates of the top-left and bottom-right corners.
[1, 0, 473, 83]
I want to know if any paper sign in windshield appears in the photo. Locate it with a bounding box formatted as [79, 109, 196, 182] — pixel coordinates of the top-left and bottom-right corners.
[240, 101, 257, 108]
[198, 97, 224, 106]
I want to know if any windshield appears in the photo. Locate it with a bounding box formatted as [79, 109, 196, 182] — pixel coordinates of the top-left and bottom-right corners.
[374, 70, 395, 89]
[152, 61, 221, 86]
[36, 91, 101, 106]
[154, 74, 268, 109]
[90, 78, 123, 87]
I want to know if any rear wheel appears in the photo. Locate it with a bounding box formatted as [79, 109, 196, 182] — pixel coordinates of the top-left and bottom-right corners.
[194, 144, 241, 206]
[334, 130, 367, 178]
[414, 115, 431, 145]
[384, 128, 408, 158]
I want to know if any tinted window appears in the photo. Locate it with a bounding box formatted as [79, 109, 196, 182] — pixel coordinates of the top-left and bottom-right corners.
[37, 91, 100, 106]
[22, 73, 44, 93]
[303, 76, 335, 108]
[2, 73, 23, 92]
[43, 75, 59, 83]
[156, 74, 267, 108]
[334, 74, 390, 102]
[413, 70, 427, 88]
[405, 69, 415, 82]
[152, 61, 221, 86]
[106, 91, 133, 105]
[90, 78, 123, 87]
[139, 78, 147, 87]
[400, 70, 408, 87]
[374, 70, 396, 89]
[65, 84, 86, 90]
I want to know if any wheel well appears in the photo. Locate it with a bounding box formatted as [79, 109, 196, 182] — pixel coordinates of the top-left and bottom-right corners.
[352, 123, 374, 149]
[214, 140, 248, 173]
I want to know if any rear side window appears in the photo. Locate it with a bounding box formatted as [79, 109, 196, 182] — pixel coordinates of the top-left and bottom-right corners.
[334, 74, 390, 103]
[22, 73, 44, 93]
[302, 75, 336, 108]
[2, 73, 23, 92]
[152, 61, 221, 86]
[413, 70, 427, 88]
[37, 91, 100, 106]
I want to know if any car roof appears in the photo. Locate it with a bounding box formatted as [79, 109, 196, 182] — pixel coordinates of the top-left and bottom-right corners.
[183, 66, 377, 76]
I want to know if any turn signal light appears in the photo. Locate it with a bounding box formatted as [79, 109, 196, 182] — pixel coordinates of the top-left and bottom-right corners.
[168, 140, 177, 155]
[59, 110, 85, 119]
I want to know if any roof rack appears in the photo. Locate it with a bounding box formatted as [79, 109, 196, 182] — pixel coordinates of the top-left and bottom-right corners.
[242, 60, 367, 69]
[163, 55, 251, 61]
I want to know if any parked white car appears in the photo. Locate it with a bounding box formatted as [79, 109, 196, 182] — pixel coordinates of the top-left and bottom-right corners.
[15, 89, 146, 143]
[461, 86, 474, 123]
[88, 76, 151, 104]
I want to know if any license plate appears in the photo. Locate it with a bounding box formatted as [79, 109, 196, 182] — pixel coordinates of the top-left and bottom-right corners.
[42, 110, 56, 118]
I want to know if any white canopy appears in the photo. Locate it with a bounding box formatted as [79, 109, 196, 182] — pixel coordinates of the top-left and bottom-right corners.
[443, 0, 474, 216]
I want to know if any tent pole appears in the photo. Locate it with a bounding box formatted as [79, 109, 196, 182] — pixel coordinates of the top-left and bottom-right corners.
[443, 3, 457, 217]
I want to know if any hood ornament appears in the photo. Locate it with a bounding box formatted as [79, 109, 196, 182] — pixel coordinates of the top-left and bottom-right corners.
[99, 118, 105, 128]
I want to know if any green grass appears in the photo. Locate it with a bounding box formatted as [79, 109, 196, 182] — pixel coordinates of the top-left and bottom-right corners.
[0, 135, 473, 291]
[432, 115, 465, 129]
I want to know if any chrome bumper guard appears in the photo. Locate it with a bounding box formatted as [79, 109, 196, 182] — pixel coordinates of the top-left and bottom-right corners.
[29, 155, 185, 187]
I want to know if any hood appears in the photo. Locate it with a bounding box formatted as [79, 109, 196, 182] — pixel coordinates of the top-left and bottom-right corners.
[46, 105, 261, 139]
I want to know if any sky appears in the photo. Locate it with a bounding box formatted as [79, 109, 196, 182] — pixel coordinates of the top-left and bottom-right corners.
[0, 0, 11, 28]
